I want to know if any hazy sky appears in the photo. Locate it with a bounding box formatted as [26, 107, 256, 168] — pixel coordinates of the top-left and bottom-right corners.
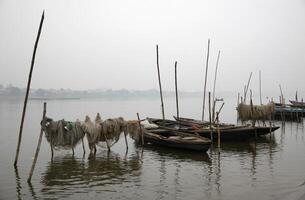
[1, 0, 305, 98]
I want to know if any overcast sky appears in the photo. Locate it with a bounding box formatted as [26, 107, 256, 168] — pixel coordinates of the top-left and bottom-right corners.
[1, 0, 305, 98]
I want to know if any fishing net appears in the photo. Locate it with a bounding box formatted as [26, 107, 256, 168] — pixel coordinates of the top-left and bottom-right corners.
[125, 120, 141, 143]
[41, 117, 85, 150]
[237, 102, 275, 122]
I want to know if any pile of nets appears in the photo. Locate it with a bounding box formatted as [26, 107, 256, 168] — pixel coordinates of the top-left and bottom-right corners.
[237, 102, 275, 122]
[41, 117, 85, 150]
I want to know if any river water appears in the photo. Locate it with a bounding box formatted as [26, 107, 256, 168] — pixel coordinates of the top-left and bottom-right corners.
[0, 97, 305, 200]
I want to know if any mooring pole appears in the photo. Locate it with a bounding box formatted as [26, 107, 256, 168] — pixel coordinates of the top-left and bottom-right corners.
[202, 39, 210, 121]
[81, 138, 86, 155]
[14, 11, 45, 166]
[174, 61, 179, 118]
[208, 92, 213, 141]
[156, 45, 165, 120]
[212, 50, 221, 122]
[27, 102, 46, 183]
[259, 70, 262, 105]
[137, 113, 144, 146]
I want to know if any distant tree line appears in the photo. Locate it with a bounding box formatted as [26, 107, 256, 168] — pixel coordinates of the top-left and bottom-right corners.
[0, 84, 202, 99]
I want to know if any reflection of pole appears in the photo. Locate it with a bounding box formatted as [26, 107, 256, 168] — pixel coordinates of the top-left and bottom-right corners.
[27, 102, 47, 183]
[174, 61, 179, 118]
[14, 11, 45, 167]
[202, 39, 210, 121]
[156, 45, 165, 120]
[14, 166, 22, 200]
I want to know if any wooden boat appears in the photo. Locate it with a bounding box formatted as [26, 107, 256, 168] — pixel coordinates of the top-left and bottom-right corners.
[289, 100, 305, 108]
[147, 118, 280, 141]
[173, 116, 235, 128]
[143, 128, 211, 152]
[274, 105, 305, 121]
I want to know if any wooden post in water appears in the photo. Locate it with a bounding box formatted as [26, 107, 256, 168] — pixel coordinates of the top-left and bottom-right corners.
[174, 61, 179, 118]
[50, 139, 54, 159]
[156, 45, 165, 120]
[137, 113, 144, 146]
[259, 70, 262, 105]
[215, 110, 221, 154]
[14, 11, 45, 167]
[27, 102, 46, 183]
[208, 92, 213, 141]
[102, 132, 111, 152]
[202, 39, 210, 121]
[81, 138, 86, 155]
[212, 50, 221, 122]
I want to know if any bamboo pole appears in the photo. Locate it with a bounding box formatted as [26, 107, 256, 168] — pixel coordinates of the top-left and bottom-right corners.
[174, 61, 179, 118]
[244, 72, 252, 103]
[156, 45, 165, 120]
[212, 50, 221, 121]
[14, 11, 45, 167]
[81, 138, 85, 155]
[137, 113, 144, 146]
[279, 84, 284, 104]
[208, 92, 213, 141]
[27, 102, 46, 183]
[217, 122, 221, 154]
[259, 70, 262, 105]
[237, 93, 240, 106]
[202, 39, 210, 121]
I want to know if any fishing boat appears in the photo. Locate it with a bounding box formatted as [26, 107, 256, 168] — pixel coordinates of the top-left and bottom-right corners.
[143, 128, 211, 152]
[173, 116, 235, 128]
[274, 104, 305, 121]
[147, 118, 280, 141]
[289, 100, 305, 108]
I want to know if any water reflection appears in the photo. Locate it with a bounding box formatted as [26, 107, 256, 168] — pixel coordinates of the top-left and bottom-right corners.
[14, 166, 22, 200]
[41, 151, 142, 198]
[143, 145, 211, 163]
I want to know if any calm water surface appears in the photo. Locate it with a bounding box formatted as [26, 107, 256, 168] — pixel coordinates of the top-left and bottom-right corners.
[0, 97, 305, 200]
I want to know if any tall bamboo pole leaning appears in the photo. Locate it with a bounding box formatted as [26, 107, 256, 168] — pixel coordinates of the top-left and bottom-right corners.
[212, 50, 221, 122]
[27, 102, 46, 183]
[244, 72, 253, 103]
[202, 39, 211, 121]
[14, 11, 45, 167]
[156, 45, 165, 120]
[259, 70, 262, 105]
[174, 61, 179, 118]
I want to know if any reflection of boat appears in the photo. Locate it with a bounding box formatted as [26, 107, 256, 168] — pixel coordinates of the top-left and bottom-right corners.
[144, 128, 211, 152]
[147, 118, 280, 141]
[143, 145, 211, 163]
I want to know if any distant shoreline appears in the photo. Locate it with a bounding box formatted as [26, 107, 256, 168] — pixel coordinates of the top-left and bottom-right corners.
[29, 97, 81, 100]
